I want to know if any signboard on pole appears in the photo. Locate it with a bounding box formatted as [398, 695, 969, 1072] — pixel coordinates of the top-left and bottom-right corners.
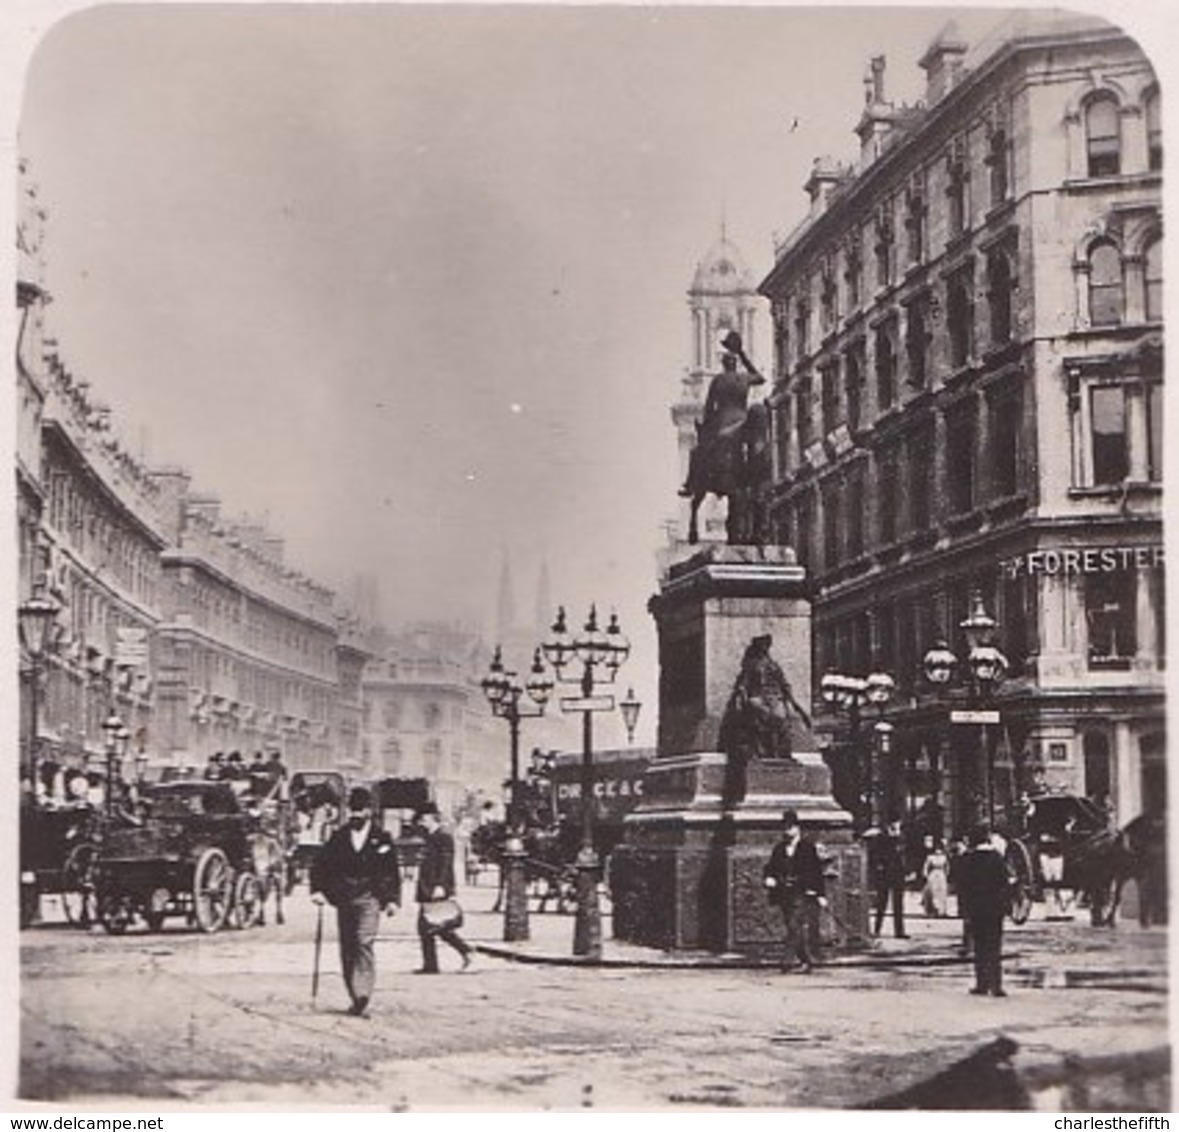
[950, 709, 1000, 725]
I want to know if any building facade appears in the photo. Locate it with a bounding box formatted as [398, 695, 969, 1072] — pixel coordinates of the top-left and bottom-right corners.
[15, 162, 375, 792]
[758, 14, 1163, 837]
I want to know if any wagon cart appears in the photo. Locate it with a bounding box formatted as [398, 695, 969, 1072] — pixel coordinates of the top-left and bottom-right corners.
[92, 780, 284, 934]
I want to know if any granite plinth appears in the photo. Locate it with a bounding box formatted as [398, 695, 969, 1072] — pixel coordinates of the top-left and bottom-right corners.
[623, 544, 869, 956]
[611, 752, 868, 956]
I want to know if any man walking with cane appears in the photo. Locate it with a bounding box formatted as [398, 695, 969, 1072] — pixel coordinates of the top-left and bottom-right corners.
[763, 809, 828, 973]
[311, 786, 402, 1017]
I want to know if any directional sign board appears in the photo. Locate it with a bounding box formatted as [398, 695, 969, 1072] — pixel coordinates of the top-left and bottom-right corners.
[950, 709, 1001, 724]
[559, 695, 615, 713]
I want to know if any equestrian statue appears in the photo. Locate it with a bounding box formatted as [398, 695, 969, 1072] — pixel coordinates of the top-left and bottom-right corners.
[679, 330, 771, 546]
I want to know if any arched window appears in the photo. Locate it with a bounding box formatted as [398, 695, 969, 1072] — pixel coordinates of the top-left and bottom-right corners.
[1145, 89, 1162, 172]
[1144, 236, 1163, 322]
[1086, 96, 1121, 177]
[1088, 241, 1124, 326]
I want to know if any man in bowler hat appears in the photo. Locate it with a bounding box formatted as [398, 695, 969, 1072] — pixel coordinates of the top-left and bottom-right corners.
[414, 802, 472, 973]
[310, 786, 402, 1016]
[763, 809, 828, 972]
[957, 824, 1012, 997]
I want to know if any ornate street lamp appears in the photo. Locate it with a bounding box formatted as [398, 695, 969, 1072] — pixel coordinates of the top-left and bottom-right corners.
[618, 687, 643, 746]
[481, 645, 552, 941]
[19, 582, 61, 801]
[820, 668, 894, 829]
[542, 604, 633, 961]
[923, 589, 1008, 830]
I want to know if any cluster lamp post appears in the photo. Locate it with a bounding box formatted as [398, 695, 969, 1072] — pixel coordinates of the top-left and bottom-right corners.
[19, 582, 61, 801]
[820, 669, 895, 829]
[481, 646, 553, 941]
[542, 605, 638, 961]
[923, 590, 1008, 830]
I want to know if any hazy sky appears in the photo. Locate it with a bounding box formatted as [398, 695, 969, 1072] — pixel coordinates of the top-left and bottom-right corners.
[8, 0, 1166, 747]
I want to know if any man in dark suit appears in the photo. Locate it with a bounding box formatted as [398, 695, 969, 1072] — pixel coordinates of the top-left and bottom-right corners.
[310, 786, 402, 1017]
[414, 802, 472, 974]
[957, 824, 1012, 997]
[763, 808, 829, 972]
[869, 820, 909, 939]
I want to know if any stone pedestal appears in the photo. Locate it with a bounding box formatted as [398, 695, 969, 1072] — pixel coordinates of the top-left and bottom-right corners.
[611, 545, 870, 957]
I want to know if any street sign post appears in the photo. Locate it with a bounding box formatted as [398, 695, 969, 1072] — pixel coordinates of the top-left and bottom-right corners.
[950, 709, 1001, 725]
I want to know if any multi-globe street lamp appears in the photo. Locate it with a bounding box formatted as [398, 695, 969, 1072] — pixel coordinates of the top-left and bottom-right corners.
[541, 604, 637, 961]
[18, 581, 61, 802]
[923, 589, 1009, 830]
[819, 669, 895, 829]
[480, 645, 553, 941]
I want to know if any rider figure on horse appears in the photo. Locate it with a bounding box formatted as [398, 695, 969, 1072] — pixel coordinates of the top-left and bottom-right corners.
[679, 330, 766, 501]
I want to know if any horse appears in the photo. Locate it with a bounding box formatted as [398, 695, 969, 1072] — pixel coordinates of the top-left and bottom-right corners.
[684, 407, 770, 546]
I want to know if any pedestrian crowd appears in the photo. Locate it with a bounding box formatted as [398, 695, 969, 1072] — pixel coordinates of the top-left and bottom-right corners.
[305, 794, 1152, 1018]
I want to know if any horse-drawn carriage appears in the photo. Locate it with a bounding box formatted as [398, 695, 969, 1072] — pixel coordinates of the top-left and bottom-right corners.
[19, 795, 102, 928]
[91, 780, 287, 934]
[1003, 792, 1123, 925]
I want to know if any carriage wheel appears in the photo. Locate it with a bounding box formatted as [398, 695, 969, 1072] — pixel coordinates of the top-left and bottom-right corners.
[192, 847, 233, 933]
[61, 842, 99, 928]
[98, 892, 135, 935]
[233, 871, 263, 929]
[1006, 840, 1035, 925]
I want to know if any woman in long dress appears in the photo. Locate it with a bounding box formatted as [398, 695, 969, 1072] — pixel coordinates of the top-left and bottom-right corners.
[921, 836, 950, 917]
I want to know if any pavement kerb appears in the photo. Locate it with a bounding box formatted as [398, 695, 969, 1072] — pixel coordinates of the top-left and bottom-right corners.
[470, 939, 981, 970]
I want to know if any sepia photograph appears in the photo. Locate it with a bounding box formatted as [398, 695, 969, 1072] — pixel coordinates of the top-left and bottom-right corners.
[6, 0, 1171, 1113]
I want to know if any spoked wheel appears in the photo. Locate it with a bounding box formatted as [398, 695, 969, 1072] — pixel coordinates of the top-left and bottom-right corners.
[61, 842, 99, 928]
[98, 891, 135, 935]
[192, 847, 233, 933]
[1006, 839, 1035, 925]
[233, 871, 263, 929]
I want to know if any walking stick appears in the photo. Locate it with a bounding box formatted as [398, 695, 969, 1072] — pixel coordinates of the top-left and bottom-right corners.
[311, 901, 324, 1006]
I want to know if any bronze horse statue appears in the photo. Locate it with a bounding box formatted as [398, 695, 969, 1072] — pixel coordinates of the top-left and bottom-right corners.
[681, 332, 770, 546]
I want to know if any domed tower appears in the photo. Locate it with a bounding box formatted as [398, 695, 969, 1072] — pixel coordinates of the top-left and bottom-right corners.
[669, 229, 762, 546]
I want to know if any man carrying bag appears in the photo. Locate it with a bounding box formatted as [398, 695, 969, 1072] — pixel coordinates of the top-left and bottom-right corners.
[413, 802, 473, 974]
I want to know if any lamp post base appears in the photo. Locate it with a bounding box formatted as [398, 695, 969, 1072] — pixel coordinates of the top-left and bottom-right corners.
[572, 848, 602, 961]
[502, 840, 530, 942]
